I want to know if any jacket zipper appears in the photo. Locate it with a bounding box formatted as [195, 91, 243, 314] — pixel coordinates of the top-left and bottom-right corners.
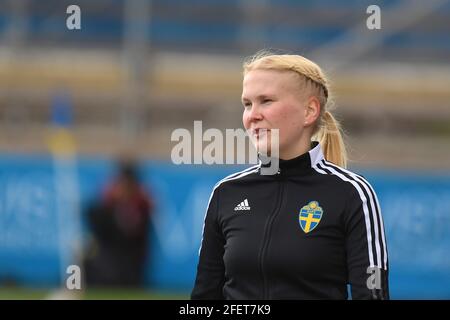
[258, 169, 284, 299]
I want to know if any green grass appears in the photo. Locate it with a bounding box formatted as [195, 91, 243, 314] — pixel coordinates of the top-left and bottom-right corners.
[0, 287, 189, 300]
[0, 287, 48, 300]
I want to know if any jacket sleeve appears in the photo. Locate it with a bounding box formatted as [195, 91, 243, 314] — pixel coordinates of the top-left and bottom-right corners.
[191, 188, 225, 299]
[344, 179, 389, 300]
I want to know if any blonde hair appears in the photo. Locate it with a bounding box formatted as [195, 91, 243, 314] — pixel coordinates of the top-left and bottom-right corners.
[243, 52, 347, 168]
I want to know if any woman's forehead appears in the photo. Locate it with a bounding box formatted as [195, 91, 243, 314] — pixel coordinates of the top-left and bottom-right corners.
[242, 69, 302, 96]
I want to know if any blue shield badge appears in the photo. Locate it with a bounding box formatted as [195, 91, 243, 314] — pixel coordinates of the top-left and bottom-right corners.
[299, 201, 323, 233]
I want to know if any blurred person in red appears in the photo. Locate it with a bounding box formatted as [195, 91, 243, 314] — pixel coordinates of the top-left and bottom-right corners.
[84, 157, 154, 288]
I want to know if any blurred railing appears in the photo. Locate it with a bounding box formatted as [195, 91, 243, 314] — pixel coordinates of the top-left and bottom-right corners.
[0, 0, 449, 59]
[0, 0, 449, 168]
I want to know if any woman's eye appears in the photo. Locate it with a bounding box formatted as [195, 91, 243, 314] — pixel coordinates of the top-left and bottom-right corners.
[262, 99, 272, 104]
[243, 103, 251, 109]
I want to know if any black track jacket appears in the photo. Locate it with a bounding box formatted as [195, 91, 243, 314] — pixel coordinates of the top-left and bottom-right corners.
[191, 141, 389, 300]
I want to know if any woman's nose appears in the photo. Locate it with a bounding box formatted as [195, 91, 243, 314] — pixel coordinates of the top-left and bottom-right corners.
[248, 105, 263, 121]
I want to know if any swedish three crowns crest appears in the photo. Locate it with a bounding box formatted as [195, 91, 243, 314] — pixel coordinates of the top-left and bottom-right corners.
[299, 201, 323, 233]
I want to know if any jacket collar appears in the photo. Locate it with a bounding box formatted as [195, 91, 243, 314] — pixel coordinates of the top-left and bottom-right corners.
[260, 141, 324, 175]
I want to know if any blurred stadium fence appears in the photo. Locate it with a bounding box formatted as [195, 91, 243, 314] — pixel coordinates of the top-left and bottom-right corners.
[0, 155, 449, 299]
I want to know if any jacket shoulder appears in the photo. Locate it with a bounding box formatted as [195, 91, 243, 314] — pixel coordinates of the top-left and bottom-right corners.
[314, 160, 376, 192]
[213, 165, 260, 191]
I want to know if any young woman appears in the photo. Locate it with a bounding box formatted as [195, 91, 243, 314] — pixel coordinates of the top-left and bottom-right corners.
[191, 53, 389, 299]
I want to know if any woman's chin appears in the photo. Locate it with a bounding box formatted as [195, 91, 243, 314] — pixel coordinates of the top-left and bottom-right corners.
[256, 143, 272, 157]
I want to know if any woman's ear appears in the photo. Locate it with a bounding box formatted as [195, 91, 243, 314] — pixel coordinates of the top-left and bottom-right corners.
[304, 96, 321, 126]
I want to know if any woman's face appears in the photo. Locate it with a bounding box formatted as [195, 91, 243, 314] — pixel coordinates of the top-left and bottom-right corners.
[242, 69, 311, 159]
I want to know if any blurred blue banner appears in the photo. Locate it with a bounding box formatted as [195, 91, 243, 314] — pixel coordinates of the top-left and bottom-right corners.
[0, 155, 449, 299]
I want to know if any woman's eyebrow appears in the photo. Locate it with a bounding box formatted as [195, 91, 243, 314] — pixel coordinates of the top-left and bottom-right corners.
[242, 94, 274, 102]
[256, 94, 274, 100]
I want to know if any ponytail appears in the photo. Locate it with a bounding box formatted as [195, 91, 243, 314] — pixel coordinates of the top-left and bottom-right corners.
[316, 111, 347, 168]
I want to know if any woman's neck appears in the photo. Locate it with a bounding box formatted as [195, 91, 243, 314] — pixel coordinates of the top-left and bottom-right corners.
[279, 137, 312, 160]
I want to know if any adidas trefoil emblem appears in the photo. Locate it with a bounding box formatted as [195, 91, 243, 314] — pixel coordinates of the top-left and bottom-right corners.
[234, 199, 251, 211]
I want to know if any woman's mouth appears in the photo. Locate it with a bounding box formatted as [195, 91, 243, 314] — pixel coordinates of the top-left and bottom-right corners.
[253, 128, 270, 138]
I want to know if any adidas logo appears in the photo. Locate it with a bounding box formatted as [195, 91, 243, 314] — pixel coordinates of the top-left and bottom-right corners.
[234, 199, 251, 211]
